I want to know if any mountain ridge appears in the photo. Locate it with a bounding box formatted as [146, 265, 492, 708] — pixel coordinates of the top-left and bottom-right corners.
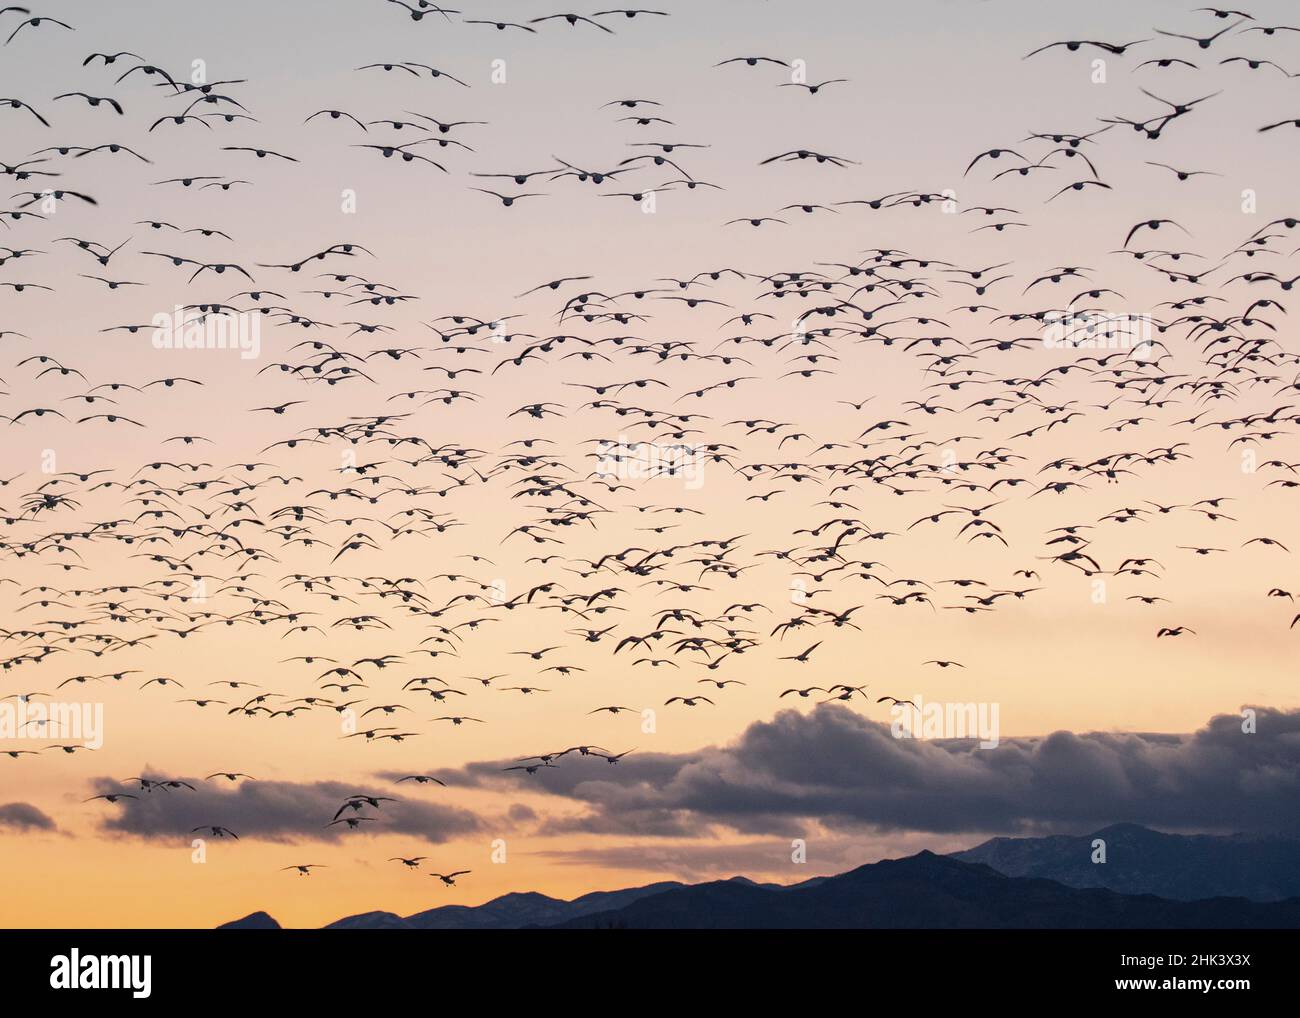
[953, 822, 1300, 901]
[545, 849, 1300, 929]
[216, 826, 1300, 930]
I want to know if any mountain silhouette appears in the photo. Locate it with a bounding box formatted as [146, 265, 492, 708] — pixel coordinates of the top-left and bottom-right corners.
[953, 823, 1300, 902]
[324, 881, 685, 930]
[217, 834, 1300, 929]
[545, 851, 1300, 929]
[217, 911, 281, 930]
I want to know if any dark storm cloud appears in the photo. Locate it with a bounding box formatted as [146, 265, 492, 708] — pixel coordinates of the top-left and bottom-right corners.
[90, 776, 481, 844]
[0, 801, 57, 832]
[443, 705, 1300, 838]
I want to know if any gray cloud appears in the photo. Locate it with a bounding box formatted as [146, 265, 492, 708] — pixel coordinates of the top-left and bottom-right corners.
[505, 802, 539, 823]
[533, 836, 914, 881]
[0, 801, 57, 832]
[442, 705, 1300, 838]
[90, 776, 481, 844]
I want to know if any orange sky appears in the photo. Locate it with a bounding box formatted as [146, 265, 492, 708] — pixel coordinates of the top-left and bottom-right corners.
[3, 0, 1300, 927]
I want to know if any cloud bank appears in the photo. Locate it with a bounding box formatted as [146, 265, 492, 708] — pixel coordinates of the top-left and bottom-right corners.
[442, 705, 1300, 838]
[0, 802, 57, 832]
[90, 777, 481, 844]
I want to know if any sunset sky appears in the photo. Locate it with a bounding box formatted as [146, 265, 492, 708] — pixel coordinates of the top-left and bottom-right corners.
[2, 0, 1299, 928]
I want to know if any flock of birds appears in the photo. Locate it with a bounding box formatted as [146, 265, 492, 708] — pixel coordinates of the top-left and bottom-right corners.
[2, 3, 1300, 886]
